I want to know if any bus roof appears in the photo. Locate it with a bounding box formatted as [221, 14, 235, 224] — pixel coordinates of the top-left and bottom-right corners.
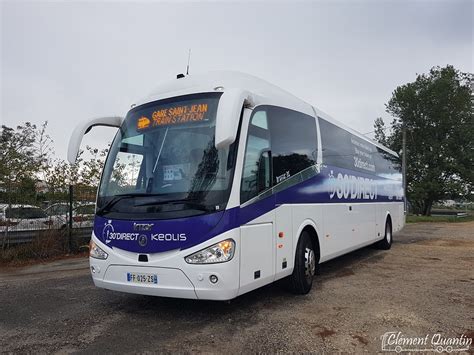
[135, 70, 398, 157]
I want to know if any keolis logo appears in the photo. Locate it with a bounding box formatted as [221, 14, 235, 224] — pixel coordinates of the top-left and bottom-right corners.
[151, 233, 187, 242]
[101, 220, 186, 244]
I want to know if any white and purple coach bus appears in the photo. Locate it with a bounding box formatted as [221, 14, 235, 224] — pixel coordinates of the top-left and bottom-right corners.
[68, 71, 404, 300]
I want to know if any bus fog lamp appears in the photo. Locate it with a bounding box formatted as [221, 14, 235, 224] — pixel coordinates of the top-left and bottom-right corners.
[90, 240, 108, 260]
[185, 239, 235, 264]
[209, 275, 218, 283]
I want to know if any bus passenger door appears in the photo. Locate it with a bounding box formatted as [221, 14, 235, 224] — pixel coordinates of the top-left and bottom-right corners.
[238, 109, 276, 295]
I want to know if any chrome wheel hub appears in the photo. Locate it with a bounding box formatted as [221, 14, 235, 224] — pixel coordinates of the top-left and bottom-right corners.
[304, 247, 316, 280]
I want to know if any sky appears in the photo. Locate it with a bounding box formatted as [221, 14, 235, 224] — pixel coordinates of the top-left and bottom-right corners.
[1, 0, 472, 161]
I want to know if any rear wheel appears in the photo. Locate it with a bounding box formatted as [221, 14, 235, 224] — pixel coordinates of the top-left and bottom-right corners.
[375, 218, 392, 250]
[288, 231, 316, 294]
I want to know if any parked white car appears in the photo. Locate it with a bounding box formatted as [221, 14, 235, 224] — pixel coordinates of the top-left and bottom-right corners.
[0, 204, 61, 233]
[44, 202, 95, 229]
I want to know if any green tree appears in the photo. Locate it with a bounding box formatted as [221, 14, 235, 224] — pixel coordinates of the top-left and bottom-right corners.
[0, 122, 112, 206]
[35, 121, 55, 182]
[375, 65, 473, 215]
[373, 117, 389, 146]
[44, 144, 113, 203]
[44, 154, 82, 201]
[0, 123, 38, 184]
[81, 146, 108, 187]
[0, 123, 44, 204]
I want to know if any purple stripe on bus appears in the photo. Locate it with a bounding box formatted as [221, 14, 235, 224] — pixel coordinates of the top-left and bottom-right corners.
[93, 165, 403, 253]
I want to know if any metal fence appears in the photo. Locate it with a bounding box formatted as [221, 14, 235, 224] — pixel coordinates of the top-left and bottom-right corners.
[0, 185, 96, 252]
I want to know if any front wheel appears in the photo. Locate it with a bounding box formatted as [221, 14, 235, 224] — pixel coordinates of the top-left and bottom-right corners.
[375, 219, 392, 250]
[288, 231, 316, 294]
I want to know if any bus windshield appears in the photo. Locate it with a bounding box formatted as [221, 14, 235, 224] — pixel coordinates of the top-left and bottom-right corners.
[97, 92, 236, 219]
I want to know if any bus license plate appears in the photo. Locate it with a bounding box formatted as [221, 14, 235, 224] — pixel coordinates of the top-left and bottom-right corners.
[127, 272, 158, 284]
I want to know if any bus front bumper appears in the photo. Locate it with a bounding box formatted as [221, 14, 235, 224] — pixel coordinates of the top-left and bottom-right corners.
[89, 230, 240, 301]
[93, 265, 198, 299]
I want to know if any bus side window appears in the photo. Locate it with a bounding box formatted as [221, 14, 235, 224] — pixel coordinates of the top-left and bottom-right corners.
[319, 118, 351, 169]
[241, 110, 271, 203]
[267, 107, 317, 186]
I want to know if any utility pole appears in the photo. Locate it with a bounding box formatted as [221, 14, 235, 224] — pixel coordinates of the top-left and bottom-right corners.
[68, 185, 73, 252]
[402, 125, 407, 213]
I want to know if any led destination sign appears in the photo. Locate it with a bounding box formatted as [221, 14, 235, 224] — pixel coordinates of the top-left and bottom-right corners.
[137, 102, 211, 130]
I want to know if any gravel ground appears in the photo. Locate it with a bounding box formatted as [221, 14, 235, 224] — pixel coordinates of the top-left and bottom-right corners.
[0, 222, 473, 354]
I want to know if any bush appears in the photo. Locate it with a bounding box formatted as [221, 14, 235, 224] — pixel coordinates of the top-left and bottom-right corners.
[0, 229, 69, 264]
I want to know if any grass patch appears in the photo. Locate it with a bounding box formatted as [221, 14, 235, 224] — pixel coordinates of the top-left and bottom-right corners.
[407, 214, 474, 223]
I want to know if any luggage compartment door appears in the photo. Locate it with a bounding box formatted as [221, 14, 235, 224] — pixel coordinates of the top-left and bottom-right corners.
[239, 223, 274, 294]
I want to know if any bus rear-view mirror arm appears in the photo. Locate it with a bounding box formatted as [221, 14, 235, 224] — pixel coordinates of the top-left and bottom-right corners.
[215, 88, 255, 150]
[257, 149, 272, 193]
[67, 116, 124, 164]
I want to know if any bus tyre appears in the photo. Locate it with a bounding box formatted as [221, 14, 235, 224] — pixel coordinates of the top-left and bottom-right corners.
[289, 231, 316, 294]
[376, 219, 392, 250]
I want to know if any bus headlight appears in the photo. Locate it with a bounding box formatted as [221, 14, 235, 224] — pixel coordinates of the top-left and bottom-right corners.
[185, 239, 235, 264]
[90, 240, 108, 260]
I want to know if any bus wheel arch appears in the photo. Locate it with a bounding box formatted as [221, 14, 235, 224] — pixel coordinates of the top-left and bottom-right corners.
[376, 214, 392, 250]
[300, 224, 320, 266]
[288, 223, 320, 295]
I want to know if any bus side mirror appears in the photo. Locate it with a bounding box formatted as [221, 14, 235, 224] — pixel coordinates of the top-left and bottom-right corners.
[67, 116, 123, 163]
[257, 150, 272, 193]
[215, 89, 255, 150]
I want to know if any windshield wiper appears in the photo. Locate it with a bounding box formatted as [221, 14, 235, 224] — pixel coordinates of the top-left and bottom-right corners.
[96, 193, 160, 215]
[134, 198, 214, 212]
